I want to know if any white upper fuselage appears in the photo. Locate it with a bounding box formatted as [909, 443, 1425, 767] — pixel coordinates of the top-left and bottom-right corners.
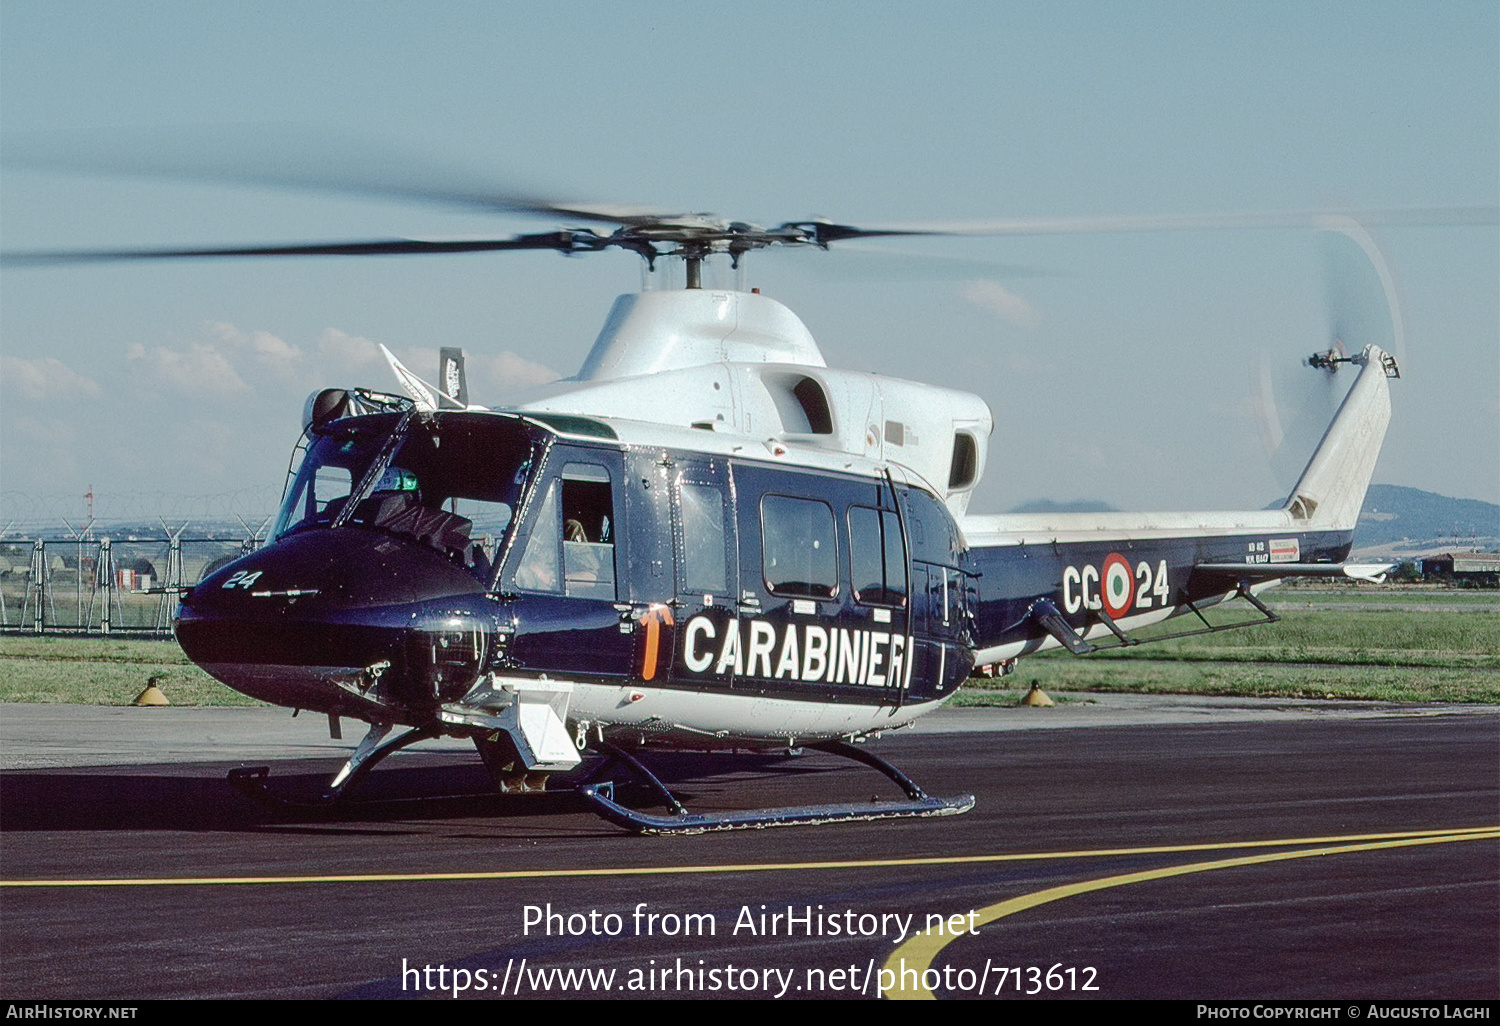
[501, 287, 1388, 544]
[508, 289, 994, 516]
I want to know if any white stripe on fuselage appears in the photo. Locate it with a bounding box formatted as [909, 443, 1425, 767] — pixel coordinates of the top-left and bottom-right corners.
[568, 680, 945, 746]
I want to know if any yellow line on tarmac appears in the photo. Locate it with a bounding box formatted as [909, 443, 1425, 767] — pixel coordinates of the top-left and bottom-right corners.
[2, 825, 1495, 889]
[882, 830, 1500, 1001]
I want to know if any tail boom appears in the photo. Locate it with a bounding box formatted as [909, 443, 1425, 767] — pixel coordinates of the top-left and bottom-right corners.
[959, 346, 1395, 664]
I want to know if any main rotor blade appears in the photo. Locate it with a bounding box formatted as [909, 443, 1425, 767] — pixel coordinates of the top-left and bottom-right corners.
[0, 233, 587, 267]
[777, 241, 1053, 283]
[868, 206, 1500, 237]
[2, 127, 673, 228]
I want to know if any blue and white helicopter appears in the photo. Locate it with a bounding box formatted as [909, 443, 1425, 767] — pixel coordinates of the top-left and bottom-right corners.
[7, 189, 1420, 833]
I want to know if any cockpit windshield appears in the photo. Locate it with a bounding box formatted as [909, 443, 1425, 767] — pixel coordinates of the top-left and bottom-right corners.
[274, 412, 537, 584]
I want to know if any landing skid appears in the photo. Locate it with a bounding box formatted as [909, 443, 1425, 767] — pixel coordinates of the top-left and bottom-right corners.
[576, 740, 975, 835]
[227, 721, 441, 808]
[226, 724, 975, 834]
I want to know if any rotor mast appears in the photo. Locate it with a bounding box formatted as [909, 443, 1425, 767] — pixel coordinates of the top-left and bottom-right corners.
[655, 224, 810, 289]
[653, 230, 755, 290]
[682, 245, 705, 289]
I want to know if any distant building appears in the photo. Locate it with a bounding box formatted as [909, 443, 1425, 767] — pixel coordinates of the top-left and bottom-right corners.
[115, 570, 154, 593]
[1418, 552, 1500, 587]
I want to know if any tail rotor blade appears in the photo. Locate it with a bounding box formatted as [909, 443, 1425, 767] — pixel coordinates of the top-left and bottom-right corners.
[1252, 218, 1406, 495]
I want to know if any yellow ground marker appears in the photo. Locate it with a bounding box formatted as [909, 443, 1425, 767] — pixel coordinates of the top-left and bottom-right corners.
[882, 829, 1500, 1001]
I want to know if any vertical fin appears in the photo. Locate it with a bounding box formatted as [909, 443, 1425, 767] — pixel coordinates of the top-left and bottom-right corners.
[1284, 344, 1396, 531]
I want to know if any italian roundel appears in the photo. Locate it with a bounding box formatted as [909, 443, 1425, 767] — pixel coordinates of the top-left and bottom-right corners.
[1101, 552, 1134, 618]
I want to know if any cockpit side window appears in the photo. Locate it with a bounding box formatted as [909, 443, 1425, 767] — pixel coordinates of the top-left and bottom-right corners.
[513, 461, 617, 600]
[274, 413, 533, 585]
[514, 479, 562, 593]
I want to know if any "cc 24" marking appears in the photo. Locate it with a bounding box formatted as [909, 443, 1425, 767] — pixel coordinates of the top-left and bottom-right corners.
[1062, 554, 1168, 617]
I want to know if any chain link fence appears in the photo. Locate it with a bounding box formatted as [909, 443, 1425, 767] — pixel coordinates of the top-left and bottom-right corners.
[0, 493, 276, 635]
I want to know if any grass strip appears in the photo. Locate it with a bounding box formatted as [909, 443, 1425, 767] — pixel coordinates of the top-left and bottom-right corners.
[2, 593, 1496, 706]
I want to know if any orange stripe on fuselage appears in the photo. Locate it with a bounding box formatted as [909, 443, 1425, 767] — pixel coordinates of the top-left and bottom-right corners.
[638, 604, 675, 680]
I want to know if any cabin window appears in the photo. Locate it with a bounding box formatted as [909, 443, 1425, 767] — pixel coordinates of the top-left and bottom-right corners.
[679, 482, 728, 594]
[561, 463, 615, 600]
[848, 506, 907, 607]
[761, 494, 838, 599]
[904, 488, 961, 566]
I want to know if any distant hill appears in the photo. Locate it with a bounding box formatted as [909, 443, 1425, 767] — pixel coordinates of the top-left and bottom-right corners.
[1006, 499, 1118, 514]
[1355, 485, 1500, 554]
[1003, 487, 1498, 557]
[5, 489, 1492, 559]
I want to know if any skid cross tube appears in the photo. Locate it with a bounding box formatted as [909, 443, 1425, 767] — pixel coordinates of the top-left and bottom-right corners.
[576, 739, 974, 835]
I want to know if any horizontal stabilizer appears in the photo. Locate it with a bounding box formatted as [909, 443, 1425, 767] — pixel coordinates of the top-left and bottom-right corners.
[1193, 561, 1396, 584]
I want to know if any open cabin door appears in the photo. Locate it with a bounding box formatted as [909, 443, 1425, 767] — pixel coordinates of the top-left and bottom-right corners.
[506, 447, 634, 681]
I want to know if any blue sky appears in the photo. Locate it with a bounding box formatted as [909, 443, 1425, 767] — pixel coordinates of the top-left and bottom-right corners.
[2, 1, 1495, 526]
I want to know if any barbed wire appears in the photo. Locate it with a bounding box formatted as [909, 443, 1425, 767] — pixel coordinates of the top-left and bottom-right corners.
[0, 489, 278, 537]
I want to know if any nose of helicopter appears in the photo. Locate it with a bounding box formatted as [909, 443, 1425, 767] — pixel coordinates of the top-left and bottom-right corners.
[175, 528, 494, 715]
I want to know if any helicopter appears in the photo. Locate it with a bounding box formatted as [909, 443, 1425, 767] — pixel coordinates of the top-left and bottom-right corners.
[4, 170, 1452, 834]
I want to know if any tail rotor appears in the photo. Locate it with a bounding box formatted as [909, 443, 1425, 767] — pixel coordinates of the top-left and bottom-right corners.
[1252, 218, 1405, 495]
